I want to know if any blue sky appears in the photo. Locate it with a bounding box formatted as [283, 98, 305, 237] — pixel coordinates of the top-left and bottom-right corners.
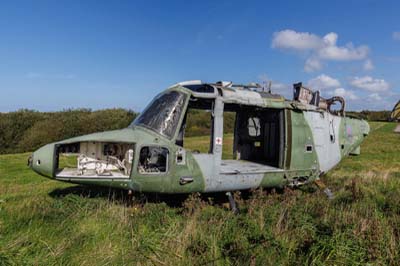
[0, 0, 399, 112]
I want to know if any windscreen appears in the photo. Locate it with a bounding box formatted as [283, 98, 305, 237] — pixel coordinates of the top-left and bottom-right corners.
[131, 91, 187, 138]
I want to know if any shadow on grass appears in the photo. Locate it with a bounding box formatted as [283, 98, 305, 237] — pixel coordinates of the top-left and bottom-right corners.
[48, 184, 300, 210]
[48, 185, 193, 208]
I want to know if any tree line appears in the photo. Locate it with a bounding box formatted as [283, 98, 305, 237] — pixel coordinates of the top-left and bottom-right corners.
[0, 109, 137, 154]
[347, 110, 392, 121]
[0, 108, 392, 154]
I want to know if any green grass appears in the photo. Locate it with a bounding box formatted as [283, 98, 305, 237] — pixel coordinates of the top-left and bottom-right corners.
[184, 133, 234, 159]
[0, 122, 400, 265]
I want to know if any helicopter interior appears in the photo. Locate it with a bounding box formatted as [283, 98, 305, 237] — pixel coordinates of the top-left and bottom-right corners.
[177, 98, 285, 174]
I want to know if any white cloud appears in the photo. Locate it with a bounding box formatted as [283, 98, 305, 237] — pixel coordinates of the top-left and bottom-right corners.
[318, 43, 369, 61]
[307, 74, 341, 90]
[333, 88, 359, 100]
[393, 31, 400, 41]
[304, 57, 323, 72]
[368, 93, 382, 101]
[270, 82, 290, 90]
[306, 75, 360, 102]
[272, 29, 370, 72]
[317, 38, 369, 61]
[350, 76, 390, 92]
[258, 74, 291, 97]
[363, 59, 374, 71]
[271, 29, 323, 50]
[360, 91, 400, 110]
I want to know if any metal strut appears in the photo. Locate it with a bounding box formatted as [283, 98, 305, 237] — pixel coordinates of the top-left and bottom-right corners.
[226, 192, 239, 214]
[127, 189, 134, 207]
[314, 179, 334, 200]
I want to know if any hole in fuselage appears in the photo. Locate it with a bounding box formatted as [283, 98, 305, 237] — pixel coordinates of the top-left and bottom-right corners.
[232, 106, 284, 168]
[306, 145, 313, 152]
[55, 142, 135, 179]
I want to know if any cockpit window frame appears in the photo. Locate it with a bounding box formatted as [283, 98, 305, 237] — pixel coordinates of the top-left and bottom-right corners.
[181, 84, 218, 99]
[130, 89, 190, 140]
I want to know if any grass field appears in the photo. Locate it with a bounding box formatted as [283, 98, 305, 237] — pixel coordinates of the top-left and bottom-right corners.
[0, 122, 399, 265]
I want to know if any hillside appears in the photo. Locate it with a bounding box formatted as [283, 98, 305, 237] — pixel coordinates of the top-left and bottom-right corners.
[0, 122, 399, 265]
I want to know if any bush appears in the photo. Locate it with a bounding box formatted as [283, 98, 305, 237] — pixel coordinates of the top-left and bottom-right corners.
[0, 109, 137, 154]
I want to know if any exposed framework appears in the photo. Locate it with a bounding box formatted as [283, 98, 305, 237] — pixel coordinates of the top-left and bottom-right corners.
[293, 82, 346, 116]
[176, 93, 285, 175]
[177, 80, 347, 117]
[55, 142, 135, 178]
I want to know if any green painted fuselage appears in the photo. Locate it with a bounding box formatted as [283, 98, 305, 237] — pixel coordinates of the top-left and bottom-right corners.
[30, 83, 369, 193]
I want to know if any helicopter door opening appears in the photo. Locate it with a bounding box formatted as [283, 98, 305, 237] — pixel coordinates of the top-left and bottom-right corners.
[221, 107, 284, 173]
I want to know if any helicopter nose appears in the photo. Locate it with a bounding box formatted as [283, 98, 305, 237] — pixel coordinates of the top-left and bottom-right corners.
[30, 143, 56, 178]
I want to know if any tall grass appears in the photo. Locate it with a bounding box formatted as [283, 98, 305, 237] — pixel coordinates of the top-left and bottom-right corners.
[0, 122, 399, 265]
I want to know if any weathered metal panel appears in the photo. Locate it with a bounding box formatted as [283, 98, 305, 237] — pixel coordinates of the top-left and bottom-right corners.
[31, 143, 56, 177]
[220, 160, 283, 174]
[213, 173, 265, 191]
[284, 109, 292, 169]
[192, 153, 216, 191]
[303, 111, 342, 172]
[339, 117, 369, 157]
[222, 89, 265, 106]
[288, 110, 319, 171]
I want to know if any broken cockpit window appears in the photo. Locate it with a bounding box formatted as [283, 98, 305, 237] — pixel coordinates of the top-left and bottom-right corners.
[131, 91, 187, 138]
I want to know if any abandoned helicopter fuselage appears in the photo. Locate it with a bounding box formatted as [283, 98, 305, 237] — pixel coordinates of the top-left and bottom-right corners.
[391, 100, 400, 133]
[29, 81, 370, 193]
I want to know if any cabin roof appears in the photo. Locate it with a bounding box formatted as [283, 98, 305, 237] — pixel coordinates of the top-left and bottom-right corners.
[169, 80, 311, 110]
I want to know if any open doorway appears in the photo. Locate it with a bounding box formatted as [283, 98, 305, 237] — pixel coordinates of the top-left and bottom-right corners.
[233, 107, 285, 168]
[217, 104, 285, 175]
[219, 104, 285, 168]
